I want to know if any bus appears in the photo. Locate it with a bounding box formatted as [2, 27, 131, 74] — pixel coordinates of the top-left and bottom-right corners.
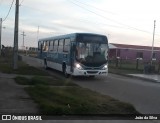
[37, 33, 108, 77]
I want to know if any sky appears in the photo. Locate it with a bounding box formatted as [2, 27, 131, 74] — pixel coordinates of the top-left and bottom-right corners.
[1, 0, 160, 48]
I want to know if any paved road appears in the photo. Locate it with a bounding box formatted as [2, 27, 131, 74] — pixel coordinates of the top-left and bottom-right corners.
[74, 74, 160, 114]
[47, 70, 160, 114]
[0, 77, 39, 114]
[21, 55, 160, 114]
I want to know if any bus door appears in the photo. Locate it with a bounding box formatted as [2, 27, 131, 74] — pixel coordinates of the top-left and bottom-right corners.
[70, 42, 76, 72]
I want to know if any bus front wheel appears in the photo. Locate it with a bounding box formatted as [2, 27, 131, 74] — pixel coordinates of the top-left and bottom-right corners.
[63, 65, 69, 78]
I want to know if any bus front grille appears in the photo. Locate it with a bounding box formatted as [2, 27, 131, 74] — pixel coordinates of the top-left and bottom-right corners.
[87, 71, 98, 74]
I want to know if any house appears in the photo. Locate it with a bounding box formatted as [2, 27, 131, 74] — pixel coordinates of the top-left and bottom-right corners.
[109, 43, 160, 62]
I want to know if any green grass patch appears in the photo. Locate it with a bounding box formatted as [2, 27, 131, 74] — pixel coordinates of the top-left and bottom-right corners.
[0, 57, 49, 76]
[15, 76, 78, 86]
[15, 63, 49, 76]
[25, 85, 139, 115]
[15, 76, 31, 85]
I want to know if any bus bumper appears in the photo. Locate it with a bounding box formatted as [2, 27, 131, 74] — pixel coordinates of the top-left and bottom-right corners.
[72, 68, 108, 76]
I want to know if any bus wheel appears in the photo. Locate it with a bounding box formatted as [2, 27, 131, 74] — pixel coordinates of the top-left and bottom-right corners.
[44, 60, 48, 70]
[63, 65, 69, 78]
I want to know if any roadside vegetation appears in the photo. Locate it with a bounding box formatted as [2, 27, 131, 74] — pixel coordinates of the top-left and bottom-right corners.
[0, 52, 48, 76]
[1, 50, 140, 115]
[15, 76, 78, 86]
[15, 76, 140, 115]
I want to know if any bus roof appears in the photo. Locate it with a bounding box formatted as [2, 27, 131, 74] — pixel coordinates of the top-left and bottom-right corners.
[38, 33, 107, 42]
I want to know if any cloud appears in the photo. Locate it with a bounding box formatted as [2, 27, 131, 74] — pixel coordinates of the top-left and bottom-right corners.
[1, 0, 160, 47]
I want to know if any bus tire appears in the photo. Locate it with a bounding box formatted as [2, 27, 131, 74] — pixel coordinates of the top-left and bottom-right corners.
[44, 59, 48, 70]
[63, 64, 69, 78]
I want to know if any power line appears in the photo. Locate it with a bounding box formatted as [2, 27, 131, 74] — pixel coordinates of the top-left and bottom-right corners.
[19, 0, 24, 6]
[21, 3, 156, 36]
[0, 0, 4, 6]
[17, 1, 160, 38]
[21, 4, 138, 34]
[2, 0, 15, 22]
[68, 0, 153, 34]
[21, 5, 46, 13]
[73, 0, 116, 15]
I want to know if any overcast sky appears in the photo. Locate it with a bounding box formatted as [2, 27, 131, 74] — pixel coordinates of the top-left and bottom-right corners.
[1, 0, 160, 48]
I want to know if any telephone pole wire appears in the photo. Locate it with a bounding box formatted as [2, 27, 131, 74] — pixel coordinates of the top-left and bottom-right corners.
[13, 0, 19, 70]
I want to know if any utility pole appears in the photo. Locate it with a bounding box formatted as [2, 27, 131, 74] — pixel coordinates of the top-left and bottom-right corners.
[37, 26, 39, 41]
[21, 31, 26, 50]
[0, 18, 2, 56]
[151, 20, 156, 65]
[13, 0, 19, 70]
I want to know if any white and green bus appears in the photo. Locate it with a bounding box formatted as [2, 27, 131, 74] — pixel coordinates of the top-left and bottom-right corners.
[38, 33, 108, 77]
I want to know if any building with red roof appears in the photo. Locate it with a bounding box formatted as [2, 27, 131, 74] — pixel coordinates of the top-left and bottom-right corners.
[109, 43, 160, 61]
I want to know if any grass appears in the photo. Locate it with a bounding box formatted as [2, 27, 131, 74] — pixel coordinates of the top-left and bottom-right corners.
[15, 76, 140, 115]
[0, 56, 49, 76]
[14, 76, 31, 85]
[25, 85, 139, 115]
[15, 76, 78, 86]
[2, 52, 140, 115]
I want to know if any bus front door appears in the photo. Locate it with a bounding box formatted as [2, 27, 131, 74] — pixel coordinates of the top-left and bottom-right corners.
[70, 42, 76, 72]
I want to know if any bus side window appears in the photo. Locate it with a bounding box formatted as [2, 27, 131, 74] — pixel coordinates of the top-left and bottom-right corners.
[58, 39, 64, 53]
[54, 40, 58, 52]
[43, 41, 46, 51]
[38, 41, 41, 50]
[63, 38, 70, 52]
[46, 41, 49, 51]
[43, 41, 49, 51]
[49, 41, 54, 51]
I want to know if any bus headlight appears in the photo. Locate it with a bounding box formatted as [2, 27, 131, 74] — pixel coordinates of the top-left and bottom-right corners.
[75, 63, 83, 70]
[102, 64, 108, 70]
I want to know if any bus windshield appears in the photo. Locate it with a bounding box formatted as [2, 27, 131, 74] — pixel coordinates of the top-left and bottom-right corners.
[76, 42, 108, 66]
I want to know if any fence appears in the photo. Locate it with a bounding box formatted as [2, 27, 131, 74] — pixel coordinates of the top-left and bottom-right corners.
[109, 58, 160, 74]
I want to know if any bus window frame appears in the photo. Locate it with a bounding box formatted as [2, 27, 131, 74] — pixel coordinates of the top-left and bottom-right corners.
[63, 38, 70, 53]
[53, 40, 58, 52]
[49, 40, 54, 52]
[58, 39, 64, 53]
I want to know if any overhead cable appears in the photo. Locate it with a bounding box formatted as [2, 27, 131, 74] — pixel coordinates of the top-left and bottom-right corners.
[2, 0, 15, 22]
